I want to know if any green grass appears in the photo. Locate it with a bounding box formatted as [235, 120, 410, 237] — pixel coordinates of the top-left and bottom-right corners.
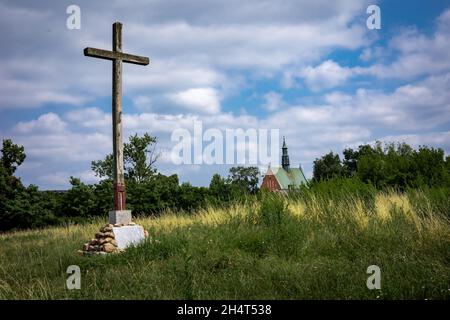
[0, 192, 449, 299]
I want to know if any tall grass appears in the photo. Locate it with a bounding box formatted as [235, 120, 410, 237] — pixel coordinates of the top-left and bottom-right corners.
[0, 191, 449, 299]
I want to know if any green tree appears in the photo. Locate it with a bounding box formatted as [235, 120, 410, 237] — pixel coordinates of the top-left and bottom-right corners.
[228, 166, 260, 194]
[313, 152, 343, 181]
[3, 185, 60, 229]
[342, 148, 359, 177]
[343, 143, 382, 177]
[444, 155, 450, 188]
[62, 177, 97, 220]
[353, 142, 449, 190]
[127, 173, 179, 215]
[354, 143, 390, 188]
[0, 139, 61, 230]
[0, 139, 26, 230]
[177, 182, 209, 212]
[412, 146, 449, 187]
[91, 154, 113, 180]
[1, 139, 26, 176]
[91, 133, 158, 182]
[125, 133, 158, 182]
[209, 173, 234, 203]
[210, 174, 227, 194]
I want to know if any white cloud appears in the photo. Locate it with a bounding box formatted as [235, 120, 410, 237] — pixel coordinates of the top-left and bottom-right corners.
[279, 72, 450, 133]
[37, 172, 71, 187]
[0, 1, 371, 110]
[298, 60, 354, 91]
[377, 131, 450, 151]
[359, 48, 372, 62]
[8, 69, 450, 188]
[260, 72, 450, 167]
[133, 95, 152, 110]
[127, 21, 367, 70]
[289, 8, 450, 88]
[287, 59, 366, 91]
[346, 131, 450, 157]
[6, 72, 450, 189]
[38, 170, 100, 187]
[79, 170, 101, 184]
[65, 107, 110, 130]
[263, 92, 285, 111]
[4, 1, 450, 189]
[365, 9, 450, 79]
[10, 113, 111, 163]
[170, 88, 221, 114]
[359, 46, 383, 62]
[14, 113, 66, 134]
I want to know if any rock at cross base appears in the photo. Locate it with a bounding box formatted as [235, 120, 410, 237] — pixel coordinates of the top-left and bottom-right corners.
[80, 223, 148, 255]
[102, 243, 116, 253]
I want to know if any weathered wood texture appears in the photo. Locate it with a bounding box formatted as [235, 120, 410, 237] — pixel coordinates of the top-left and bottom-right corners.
[83, 48, 149, 65]
[84, 22, 149, 211]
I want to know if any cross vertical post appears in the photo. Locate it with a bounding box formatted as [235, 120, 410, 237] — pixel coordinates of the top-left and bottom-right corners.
[84, 22, 149, 224]
[112, 22, 125, 211]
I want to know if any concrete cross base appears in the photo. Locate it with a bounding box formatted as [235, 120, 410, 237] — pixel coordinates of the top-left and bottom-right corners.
[109, 210, 132, 225]
[112, 225, 146, 249]
[79, 223, 149, 256]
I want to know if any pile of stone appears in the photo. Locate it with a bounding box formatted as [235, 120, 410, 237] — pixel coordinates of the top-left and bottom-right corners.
[79, 223, 149, 256]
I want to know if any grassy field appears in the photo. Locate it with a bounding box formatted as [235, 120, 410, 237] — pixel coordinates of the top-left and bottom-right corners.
[0, 191, 449, 299]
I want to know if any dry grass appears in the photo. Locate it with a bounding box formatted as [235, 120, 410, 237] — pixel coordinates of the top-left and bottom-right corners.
[0, 192, 449, 299]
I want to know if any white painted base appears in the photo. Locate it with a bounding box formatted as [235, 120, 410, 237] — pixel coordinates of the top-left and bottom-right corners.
[112, 225, 145, 249]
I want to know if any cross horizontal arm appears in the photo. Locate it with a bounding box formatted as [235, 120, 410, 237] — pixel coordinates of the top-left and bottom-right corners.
[84, 47, 150, 65]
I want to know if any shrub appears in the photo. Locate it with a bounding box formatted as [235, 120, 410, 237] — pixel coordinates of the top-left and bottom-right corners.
[295, 177, 377, 213]
[407, 186, 450, 219]
[249, 192, 289, 227]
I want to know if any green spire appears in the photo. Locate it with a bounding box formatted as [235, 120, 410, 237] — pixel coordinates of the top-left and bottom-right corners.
[282, 136, 290, 171]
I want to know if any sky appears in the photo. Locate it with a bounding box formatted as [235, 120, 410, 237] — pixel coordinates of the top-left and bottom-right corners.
[1, 0, 450, 189]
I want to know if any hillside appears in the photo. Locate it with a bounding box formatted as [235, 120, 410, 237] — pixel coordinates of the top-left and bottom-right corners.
[0, 192, 449, 299]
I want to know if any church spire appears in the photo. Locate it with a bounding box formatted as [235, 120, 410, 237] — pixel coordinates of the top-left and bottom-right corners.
[282, 136, 290, 171]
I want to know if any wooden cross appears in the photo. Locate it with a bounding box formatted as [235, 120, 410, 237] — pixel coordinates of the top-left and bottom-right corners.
[84, 22, 149, 213]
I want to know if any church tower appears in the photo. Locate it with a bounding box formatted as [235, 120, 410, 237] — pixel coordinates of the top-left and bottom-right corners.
[261, 135, 308, 192]
[281, 136, 290, 171]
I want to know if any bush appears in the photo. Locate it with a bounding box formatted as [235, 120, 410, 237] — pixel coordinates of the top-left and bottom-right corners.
[127, 174, 179, 215]
[407, 186, 450, 219]
[296, 177, 377, 213]
[248, 192, 289, 227]
[2, 185, 61, 230]
[61, 177, 98, 222]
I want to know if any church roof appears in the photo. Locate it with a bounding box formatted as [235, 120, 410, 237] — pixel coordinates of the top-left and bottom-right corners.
[270, 166, 308, 189]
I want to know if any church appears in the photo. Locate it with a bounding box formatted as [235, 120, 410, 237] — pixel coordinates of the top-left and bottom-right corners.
[260, 137, 308, 192]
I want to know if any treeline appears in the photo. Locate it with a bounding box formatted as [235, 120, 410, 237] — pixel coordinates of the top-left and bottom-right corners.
[1, 135, 449, 232]
[0, 135, 259, 231]
[312, 141, 450, 189]
[306, 142, 450, 219]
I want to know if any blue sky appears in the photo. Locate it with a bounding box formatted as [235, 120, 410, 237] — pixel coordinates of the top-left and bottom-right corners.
[1, 0, 450, 189]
